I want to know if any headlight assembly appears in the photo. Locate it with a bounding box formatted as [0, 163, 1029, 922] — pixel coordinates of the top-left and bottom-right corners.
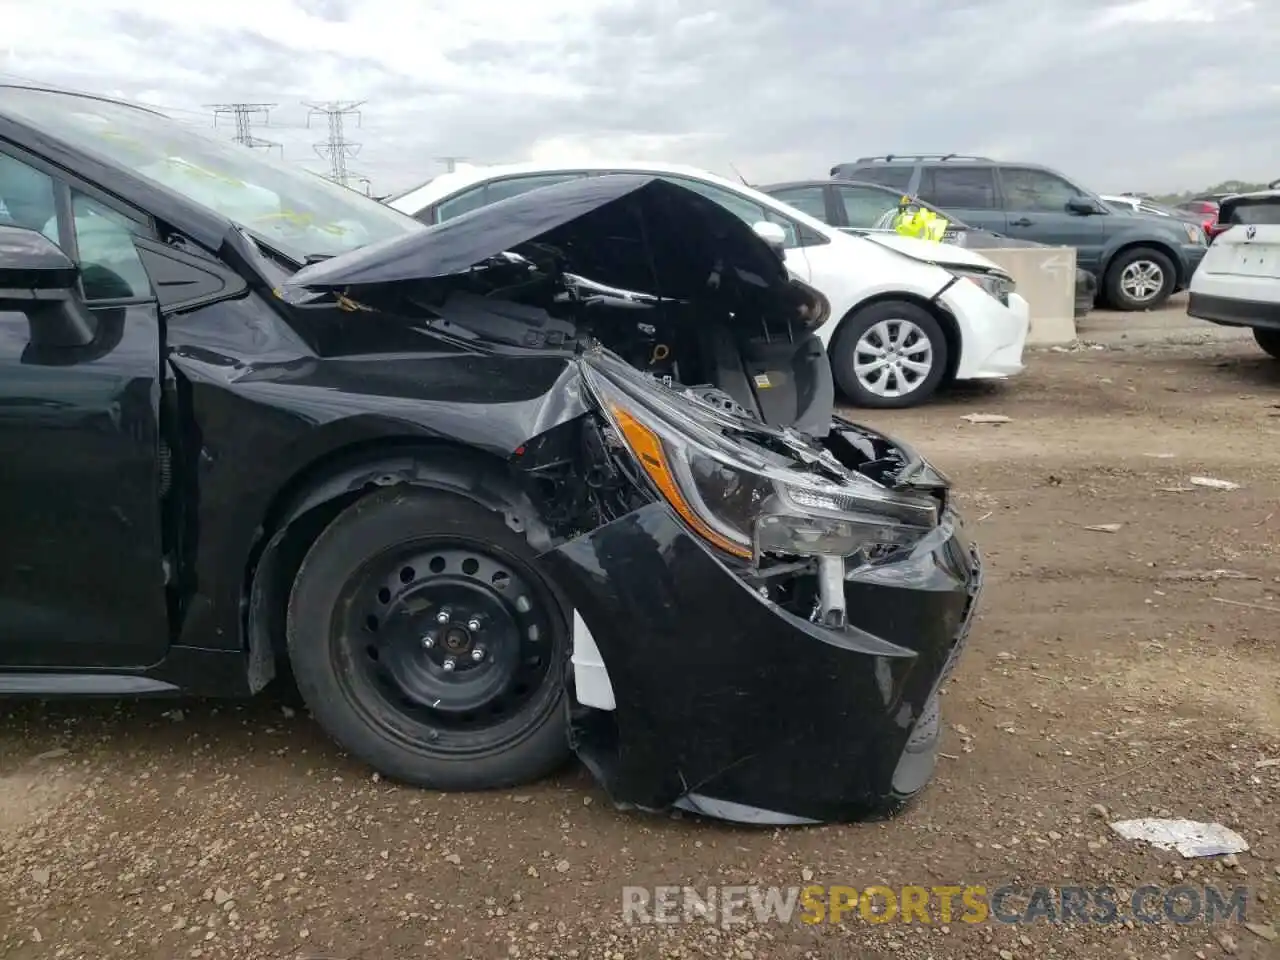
[1183, 222, 1206, 245]
[605, 402, 773, 558]
[953, 267, 1014, 305]
[581, 359, 939, 564]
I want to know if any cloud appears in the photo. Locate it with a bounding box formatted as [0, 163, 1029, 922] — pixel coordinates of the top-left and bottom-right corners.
[2, 0, 1276, 195]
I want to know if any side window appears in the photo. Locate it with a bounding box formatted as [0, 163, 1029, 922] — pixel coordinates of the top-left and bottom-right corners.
[0, 152, 150, 301]
[484, 173, 581, 206]
[433, 174, 583, 223]
[669, 177, 773, 226]
[836, 186, 899, 228]
[849, 166, 914, 191]
[664, 177, 804, 249]
[70, 192, 151, 300]
[434, 186, 489, 223]
[769, 186, 829, 222]
[0, 153, 57, 232]
[917, 166, 998, 209]
[999, 167, 1084, 213]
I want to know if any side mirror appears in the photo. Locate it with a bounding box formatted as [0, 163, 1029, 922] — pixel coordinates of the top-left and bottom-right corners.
[0, 224, 78, 290]
[0, 225, 96, 348]
[1066, 197, 1101, 216]
[752, 220, 788, 254]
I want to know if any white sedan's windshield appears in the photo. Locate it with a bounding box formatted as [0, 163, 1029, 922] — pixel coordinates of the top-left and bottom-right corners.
[0, 87, 422, 261]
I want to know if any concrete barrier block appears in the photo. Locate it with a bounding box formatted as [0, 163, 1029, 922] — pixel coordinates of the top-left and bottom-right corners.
[980, 246, 1079, 346]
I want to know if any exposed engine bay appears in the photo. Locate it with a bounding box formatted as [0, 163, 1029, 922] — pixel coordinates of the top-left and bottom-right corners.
[344, 235, 835, 438]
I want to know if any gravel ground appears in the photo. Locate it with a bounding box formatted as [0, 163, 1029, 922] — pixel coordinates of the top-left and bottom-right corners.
[2, 315, 1279, 960]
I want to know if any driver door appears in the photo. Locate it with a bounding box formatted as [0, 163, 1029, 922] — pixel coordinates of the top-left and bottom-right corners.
[995, 166, 1107, 270]
[0, 147, 170, 669]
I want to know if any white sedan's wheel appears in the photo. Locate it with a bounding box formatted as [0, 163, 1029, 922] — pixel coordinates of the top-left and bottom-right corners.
[853, 317, 935, 399]
[831, 301, 949, 408]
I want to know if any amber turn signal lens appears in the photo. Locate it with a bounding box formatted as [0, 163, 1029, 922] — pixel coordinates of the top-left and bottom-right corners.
[609, 404, 752, 559]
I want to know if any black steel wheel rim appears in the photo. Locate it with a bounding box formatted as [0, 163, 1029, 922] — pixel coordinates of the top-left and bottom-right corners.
[331, 537, 560, 756]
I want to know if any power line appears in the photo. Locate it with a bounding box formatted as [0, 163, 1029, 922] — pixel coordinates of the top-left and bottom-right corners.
[207, 103, 282, 155]
[303, 99, 365, 188]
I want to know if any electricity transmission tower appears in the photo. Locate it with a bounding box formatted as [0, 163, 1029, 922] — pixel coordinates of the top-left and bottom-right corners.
[304, 100, 365, 188]
[207, 103, 281, 154]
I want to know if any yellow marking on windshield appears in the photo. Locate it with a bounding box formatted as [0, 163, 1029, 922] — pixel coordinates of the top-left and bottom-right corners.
[162, 157, 246, 188]
[255, 209, 350, 236]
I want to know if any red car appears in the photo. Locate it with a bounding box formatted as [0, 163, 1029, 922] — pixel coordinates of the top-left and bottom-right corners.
[1177, 197, 1228, 241]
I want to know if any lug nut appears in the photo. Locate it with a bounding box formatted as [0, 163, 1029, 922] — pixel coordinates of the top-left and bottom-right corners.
[442, 657, 456, 672]
[467, 616, 482, 631]
[421, 635, 435, 649]
[470, 647, 486, 662]
[435, 608, 451, 624]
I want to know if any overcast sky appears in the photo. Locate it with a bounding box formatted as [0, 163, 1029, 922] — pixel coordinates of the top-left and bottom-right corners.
[3, 0, 1276, 196]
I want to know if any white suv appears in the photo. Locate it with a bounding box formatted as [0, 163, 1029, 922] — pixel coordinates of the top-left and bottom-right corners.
[1188, 189, 1280, 359]
[388, 161, 1031, 408]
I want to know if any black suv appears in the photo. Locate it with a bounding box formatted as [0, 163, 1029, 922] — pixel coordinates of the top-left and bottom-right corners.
[831, 155, 1208, 311]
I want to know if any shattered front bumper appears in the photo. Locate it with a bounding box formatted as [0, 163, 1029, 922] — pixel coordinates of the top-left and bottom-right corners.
[538, 495, 984, 825]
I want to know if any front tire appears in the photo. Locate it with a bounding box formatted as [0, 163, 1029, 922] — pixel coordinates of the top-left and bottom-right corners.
[1103, 247, 1176, 311]
[1254, 327, 1280, 360]
[286, 487, 571, 790]
[829, 301, 948, 408]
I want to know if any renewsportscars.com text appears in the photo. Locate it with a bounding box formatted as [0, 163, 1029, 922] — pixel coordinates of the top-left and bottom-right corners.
[621, 884, 1251, 929]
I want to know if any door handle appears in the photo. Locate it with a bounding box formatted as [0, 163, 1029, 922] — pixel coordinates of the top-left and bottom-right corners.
[1010, 217, 1033, 227]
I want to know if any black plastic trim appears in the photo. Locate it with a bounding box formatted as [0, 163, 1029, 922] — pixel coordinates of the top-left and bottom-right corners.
[1188, 292, 1280, 330]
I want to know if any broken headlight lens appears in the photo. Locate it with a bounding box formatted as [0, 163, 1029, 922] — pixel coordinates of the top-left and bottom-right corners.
[754, 509, 929, 560]
[581, 359, 938, 562]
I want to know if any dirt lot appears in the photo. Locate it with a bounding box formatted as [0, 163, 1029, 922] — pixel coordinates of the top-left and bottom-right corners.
[3, 309, 1279, 960]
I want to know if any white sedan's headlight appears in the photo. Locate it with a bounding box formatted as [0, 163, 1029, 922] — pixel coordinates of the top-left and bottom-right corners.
[953, 268, 1015, 305]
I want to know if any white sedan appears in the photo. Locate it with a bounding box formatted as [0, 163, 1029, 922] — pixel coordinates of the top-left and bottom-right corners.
[389, 161, 1030, 408]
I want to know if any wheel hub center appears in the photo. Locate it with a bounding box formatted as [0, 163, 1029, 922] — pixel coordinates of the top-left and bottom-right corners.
[442, 625, 472, 653]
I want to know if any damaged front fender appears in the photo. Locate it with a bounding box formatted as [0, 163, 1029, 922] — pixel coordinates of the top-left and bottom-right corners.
[163, 292, 599, 664]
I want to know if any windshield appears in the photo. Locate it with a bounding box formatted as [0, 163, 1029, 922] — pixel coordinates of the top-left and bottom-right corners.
[0, 87, 423, 261]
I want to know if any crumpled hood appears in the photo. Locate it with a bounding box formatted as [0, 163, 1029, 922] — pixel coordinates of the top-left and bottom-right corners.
[861, 231, 1010, 272]
[281, 174, 795, 299]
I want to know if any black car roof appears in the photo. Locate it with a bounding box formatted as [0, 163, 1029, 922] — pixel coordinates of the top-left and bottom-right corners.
[0, 84, 167, 120]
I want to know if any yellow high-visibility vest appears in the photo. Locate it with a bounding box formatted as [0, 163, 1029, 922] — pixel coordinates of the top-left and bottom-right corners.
[891, 202, 949, 242]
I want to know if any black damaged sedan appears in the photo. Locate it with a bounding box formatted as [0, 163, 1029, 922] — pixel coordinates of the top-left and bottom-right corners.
[0, 86, 982, 824]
